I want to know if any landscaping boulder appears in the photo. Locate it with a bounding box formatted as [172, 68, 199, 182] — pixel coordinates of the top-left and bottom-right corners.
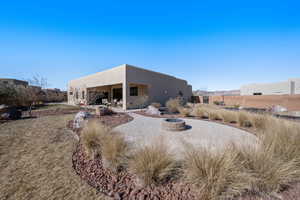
[271, 105, 288, 113]
[0, 106, 22, 120]
[146, 105, 161, 115]
[73, 111, 91, 129]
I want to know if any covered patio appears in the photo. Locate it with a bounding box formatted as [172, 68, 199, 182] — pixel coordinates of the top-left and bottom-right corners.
[86, 83, 149, 109]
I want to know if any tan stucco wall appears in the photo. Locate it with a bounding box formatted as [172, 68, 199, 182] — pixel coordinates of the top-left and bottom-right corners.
[126, 83, 149, 109]
[125, 65, 192, 108]
[68, 64, 193, 109]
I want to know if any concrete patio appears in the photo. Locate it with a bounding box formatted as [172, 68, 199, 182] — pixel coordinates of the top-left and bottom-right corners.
[114, 113, 258, 159]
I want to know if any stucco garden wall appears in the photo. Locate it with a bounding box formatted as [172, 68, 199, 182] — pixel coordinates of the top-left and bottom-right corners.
[207, 95, 300, 111]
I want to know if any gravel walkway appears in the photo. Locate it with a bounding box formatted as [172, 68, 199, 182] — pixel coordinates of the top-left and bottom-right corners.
[114, 113, 258, 158]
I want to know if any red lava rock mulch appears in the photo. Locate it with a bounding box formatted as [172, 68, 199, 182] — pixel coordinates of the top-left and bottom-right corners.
[95, 113, 134, 128]
[72, 139, 300, 200]
[72, 144, 197, 200]
[67, 113, 134, 135]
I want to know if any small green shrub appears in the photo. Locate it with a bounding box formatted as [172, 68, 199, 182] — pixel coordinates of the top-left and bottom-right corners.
[233, 104, 240, 109]
[213, 101, 224, 106]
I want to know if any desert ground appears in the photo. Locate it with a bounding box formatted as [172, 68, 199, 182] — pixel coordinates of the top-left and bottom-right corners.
[0, 108, 108, 200]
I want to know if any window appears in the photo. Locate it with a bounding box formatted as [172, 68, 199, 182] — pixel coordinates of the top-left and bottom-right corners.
[69, 92, 73, 95]
[253, 92, 262, 95]
[75, 91, 79, 99]
[130, 87, 138, 96]
[82, 91, 85, 99]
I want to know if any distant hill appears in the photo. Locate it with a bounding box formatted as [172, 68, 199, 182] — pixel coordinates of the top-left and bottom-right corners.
[193, 89, 240, 96]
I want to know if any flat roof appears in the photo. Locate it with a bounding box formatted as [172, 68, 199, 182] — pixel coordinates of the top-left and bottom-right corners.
[70, 64, 187, 83]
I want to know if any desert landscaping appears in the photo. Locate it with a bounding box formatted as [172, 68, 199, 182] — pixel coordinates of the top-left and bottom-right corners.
[2, 94, 300, 199]
[69, 99, 300, 200]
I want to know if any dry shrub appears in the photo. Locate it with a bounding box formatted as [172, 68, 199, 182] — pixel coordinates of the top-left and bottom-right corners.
[81, 121, 110, 158]
[129, 142, 176, 186]
[151, 102, 161, 108]
[178, 106, 191, 117]
[234, 144, 300, 195]
[184, 145, 252, 200]
[208, 110, 223, 121]
[251, 114, 272, 131]
[192, 105, 209, 119]
[221, 110, 238, 123]
[166, 97, 183, 113]
[261, 119, 300, 168]
[186, 102, 195, 108]
[183, 107, 300, 198]
[101, 133, 129, 172]
[238, 111, 253, 127]
[233, 119, 300, 195]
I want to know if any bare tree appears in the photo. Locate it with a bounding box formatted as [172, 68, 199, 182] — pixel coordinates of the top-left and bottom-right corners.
[0, 84, 21, 106]
[27, 74, 49, 89]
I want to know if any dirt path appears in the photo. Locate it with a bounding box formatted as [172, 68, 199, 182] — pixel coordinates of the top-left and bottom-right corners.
[0, 114, 108, 200]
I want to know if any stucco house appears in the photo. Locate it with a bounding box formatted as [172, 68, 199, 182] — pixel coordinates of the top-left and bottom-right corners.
[240, 78, 300, 96]
[68, 64, 192, 110]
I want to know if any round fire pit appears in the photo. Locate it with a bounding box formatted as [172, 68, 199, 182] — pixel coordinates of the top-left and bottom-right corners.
[162, 118, 186, 131]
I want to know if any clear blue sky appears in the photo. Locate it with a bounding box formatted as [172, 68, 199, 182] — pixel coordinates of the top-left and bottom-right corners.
[0, 0, 300, 90]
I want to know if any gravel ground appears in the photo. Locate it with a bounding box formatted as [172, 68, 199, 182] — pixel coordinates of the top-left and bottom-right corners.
[114, 113, 258, 158]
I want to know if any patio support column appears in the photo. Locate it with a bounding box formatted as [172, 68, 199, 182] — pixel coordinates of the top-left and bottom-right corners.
[122, 81, 129, 110]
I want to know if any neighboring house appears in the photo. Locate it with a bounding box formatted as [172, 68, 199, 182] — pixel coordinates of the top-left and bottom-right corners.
[0, 78, 29, 87]
[240, 78, 300, 96]
[68, 64, 193, 110]
[0, 78, 67, 103]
